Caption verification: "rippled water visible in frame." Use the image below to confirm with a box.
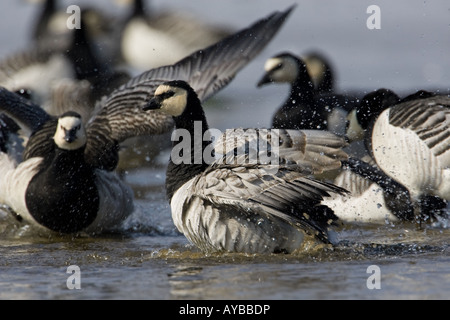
[0,0,449,300]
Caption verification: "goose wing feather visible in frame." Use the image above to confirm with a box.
[214,128,348,174]
[85,6,295,146]
[0,87,50,133]
[190,162,347,243]
[389,96,450,159]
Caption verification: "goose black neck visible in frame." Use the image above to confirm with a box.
[65,18,108,83]
[288,71,315,107]
[25,146,99,233]
[272,68,319,130]
[316,66,334,93]
[132,0,146,18]
[166,92,213,200]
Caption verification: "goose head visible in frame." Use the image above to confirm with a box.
[257,52,303,86]
[144,80,200,118]
[53,111,86,150]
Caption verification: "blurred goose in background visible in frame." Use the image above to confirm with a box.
[322,155,416,225]
[26,0,67,43]
[345,88,449,222]
[0,13,130,115]
[0,6,296,234]
[256,51,358,136]
[26,0,122,64]
[144,80,350,254]
[118,0,234,71]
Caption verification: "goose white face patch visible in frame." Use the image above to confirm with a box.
[53,115,86,150]
[264,56,298,83]
[303,56,326,85]
[345,109,365,142]
[155,85,188,117]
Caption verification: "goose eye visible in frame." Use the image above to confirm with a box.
[274,63,283,71]
[163,91,175,99]
[15,88,33,100]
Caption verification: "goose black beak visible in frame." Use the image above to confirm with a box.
[143,97,162,111]
[64,128,78,143]
[256,73,273,87]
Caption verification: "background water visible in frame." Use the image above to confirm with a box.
[0,0,449,300]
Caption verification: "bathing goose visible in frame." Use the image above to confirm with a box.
[143,80,351,254]
[0,6,294,233]
[0,89,134,234]
[118,0,233,70]
[346,88,449,217]
[256,52,358,135]
[0,14,130,114]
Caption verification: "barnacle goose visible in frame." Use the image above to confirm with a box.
[256,51,358,136]
[0,6,295,234]
[118,0,233,70]
[143,80,351,254]
[0,90,134,234]
[27,0,67,42]
[346,88,449,220]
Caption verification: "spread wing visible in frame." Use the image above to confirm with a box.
[84,6,295,169]
[0,87,51,134]
[0,87,54,160]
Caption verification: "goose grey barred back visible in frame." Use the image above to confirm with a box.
[256,51,358,135]
[143,80,351,254]
[213,128,348,174]
[346,88,449,218]
[215,127,418,226]
[0,6,295,234]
